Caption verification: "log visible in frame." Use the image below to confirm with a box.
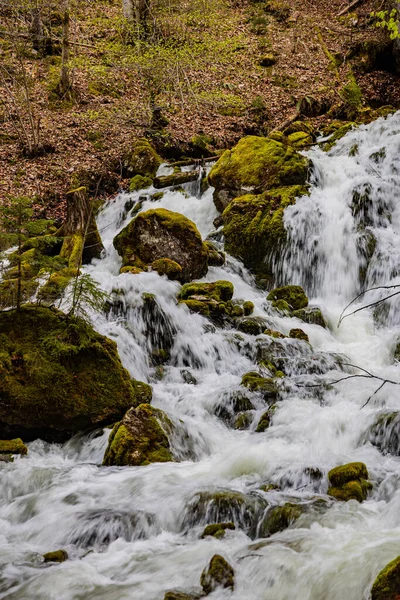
[169,156,219,168]
[337,0,363,17]
[153,171,200,189]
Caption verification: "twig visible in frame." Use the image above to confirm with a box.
[338,284,400,327]
[338,289,400,326]
[337,0,363,17]
[360,380,386,409]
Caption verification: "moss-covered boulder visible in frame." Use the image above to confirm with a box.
[256,407,276,432]
[241,372,278,403]
[371,556,400,600]
[43,550,68,563]
[267,285,308,310]
[102,404,173,467]
[289,328,309,342]
[179,281,234,302]
[204,241,225,267]
[200,554,235,594]
[222,187,306,278]
[129,174,153,192]
[113,209,208,283]
[293,307,327,328]
[328,462,372,502]
[178,281,251,324]
[208,136,308,212]
[236,316,271,335]
[0,306,150,441]
[0,438,28,455]
[259,503,304,536]
[123,138,162,178]
[164,593,198,600]
[201,522,235,539]
[151,258,182,280]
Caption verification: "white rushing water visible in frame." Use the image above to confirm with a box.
[2,113,400,599]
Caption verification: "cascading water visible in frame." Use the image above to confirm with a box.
[2,113,400,600]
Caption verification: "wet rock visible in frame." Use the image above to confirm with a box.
[122,138,162,178]
[259,503,304,536]
[129,174,153,192]
[367,412,400,455]
[0,438,28,455]
[292,307,327,328]
[113,209,208,283]
[103,404,174,467]
[233,411,253,430]
[178,281,241,325]
[328,462,372,502]
[164,593,199,600]
[201,522,235,539]
[223,187,307,278]
[0,307,150,442]
[185,489,267,535]
[214,391,255,424]
[179,281,234,302]
[43,550,68,563]
[371,555,400,600]
[151,258,183,280]
[200,554,235,594]
[241,372,279,403]
[142,292,176,365]
[255,407,276,432]
[180,369,197,385]
[267,285,308,311]
[289,328,309,343]
[208,136,308,211]
[256,337,336,377]
[204,241,225,267]
[237,316,272,336]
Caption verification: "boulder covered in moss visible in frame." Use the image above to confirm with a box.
[200,554,235,595]
[289,328,309,342]
[256,407,276,432]
[222,187,306,279]
[43,550,68,563]
[113,209,208,283]
[179,281,234,302]
[102,404,173,467]
[178,281,254,324]
[259,503,304,536]
[293,307,327,328]
[328,462,372,502]
[0,438,28,455]
[241,372,278,403]
[201,522,235,539]
[151,258,183,280]
[237,316,271,336]
[267,285,308,311]
[164,593,199,600]
[123,138,162,178]
[371,556,400,600]
[0,306,150,441]
[208,136,308,212]
[204,241,225,267]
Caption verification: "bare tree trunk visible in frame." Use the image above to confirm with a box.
[31,7,44,55]
[59,1,70,97]
[123,0,150,37]
[123,0,134,19]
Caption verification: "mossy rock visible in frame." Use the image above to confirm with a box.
[151,258,182,280]
[236,316,271,336]
[292,307,326,328]
[43,550,68,563]
[129,174,153,192]
[200,554,234,595]
[267,285,308,310]
[0,438,27,455]
[241,372,278,402]
[208,136,309,211]
[259,53,277,67]
[323,123,357,152]
[256,407,275,432]
[233,411,253,430]
[371,555,400,600]
[328,462,369,487]
[204,241,225,267]
[289,328,309,342]
[164,593,199,600]
[120,266,143,275]
[328,480,372,502]
[113,209,208,283]
[287,131,313,149]
[367,412,400,456]
[283,121,315,137]
[201,522,235,539]
[178,281,234,302]
[259,503,303,537]
[123,138,162,178]
[0,306,150,441]
[102,404,174,467]
[223,187,306,277]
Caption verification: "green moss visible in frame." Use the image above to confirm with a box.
[223,187,306,276]
[43,550,68,563]
[371,555,400,600]
[0,438,28,454]
[233,411,253,430]
[164,593,197,600]
[261,503,303,536]
[287,131,313,149]
[328,480,369,503]
[124,138,162,177]
[208,136,309,195]
[328,462,369,487]
[0,306,148,440]
[201,522,235,539]
[237,316,270,335]
[129,175,153,191]
[200,554,235,595]
[256,408,275,432]
[102,404,173,467]
[120,266,143,275]
[204,241,225,267]
[267,285,308,310]
[151,258,182,280]
[60,234,84,269]
[178,281,234,302]
[264,328,286,339]
[292,307,326,328]
[323,123,357,152]
[289,328,309,342]
[241,372,278,401]
[243,301,254,316]
[0,278,39,310]
[180,299,211,317]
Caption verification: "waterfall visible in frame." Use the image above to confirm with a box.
[2,113,400,600]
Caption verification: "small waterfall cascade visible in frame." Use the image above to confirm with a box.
[2,114,400,600]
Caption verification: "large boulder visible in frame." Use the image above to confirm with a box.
[208,136,309,212]
[0,306,151,441]
[122,138,162,178]
[371,556,400,600]
[113,209,208,283]
[102,404,174,467]
[200,555,235,595]
[222,187,306,280]
[327,462,372,502]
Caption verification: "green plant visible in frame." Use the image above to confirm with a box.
[66,272,110,321]
[371,9,400,40]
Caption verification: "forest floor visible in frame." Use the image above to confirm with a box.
[0,0,399,220]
